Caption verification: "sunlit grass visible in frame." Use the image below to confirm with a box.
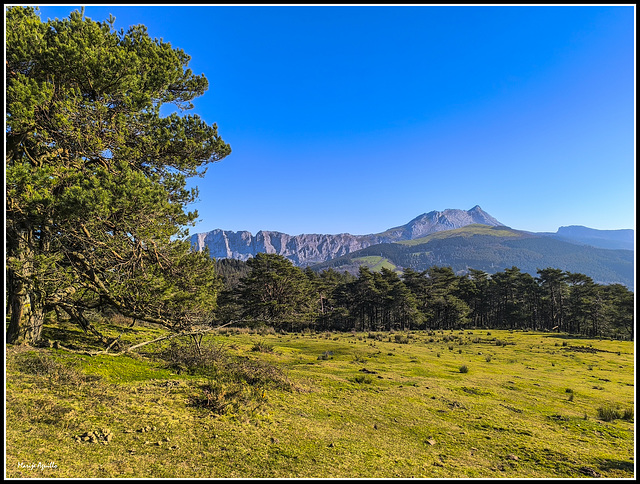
[5,324,634,478]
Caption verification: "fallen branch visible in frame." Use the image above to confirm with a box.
[85,321,236,356]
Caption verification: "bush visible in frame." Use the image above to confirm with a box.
[159,339,226,376]
[251,341,275,353]
[597,405,621,422]
[596,404,633,422]
[459,365,469,373]
[161,339,296,392]
[189,379,269,415]
[353,374,373,384]
[394,334,409,344]
[15,351,98,386]
[257,326,276,336]
[352,352,367,363]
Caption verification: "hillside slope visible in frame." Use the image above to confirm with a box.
[311,225,634,288]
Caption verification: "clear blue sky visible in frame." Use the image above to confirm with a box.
[29,5,635,236]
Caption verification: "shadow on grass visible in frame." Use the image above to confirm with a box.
[41,323,104,350]
[542,333,630,342]
[542,333,594,341]
[596,458,634,474]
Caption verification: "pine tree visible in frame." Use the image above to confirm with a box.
[235,254,314,331]
[6,7,231,344]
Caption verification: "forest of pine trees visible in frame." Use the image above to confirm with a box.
[214,255,634,340]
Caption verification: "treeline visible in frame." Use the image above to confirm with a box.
[214,254,634,340]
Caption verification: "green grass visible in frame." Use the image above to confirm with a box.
[398,224,525,247]
[5,323,635,478]
[351,255,398,272]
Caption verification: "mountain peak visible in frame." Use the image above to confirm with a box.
[396,207,502,240]
[191,206,504,266]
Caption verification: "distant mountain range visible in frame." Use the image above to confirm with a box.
[190,206,634,288]
[542,225,634,251]
[190,206,503,266]
[311,224,634,289]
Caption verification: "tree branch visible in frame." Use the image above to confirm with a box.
[84,321,235,356]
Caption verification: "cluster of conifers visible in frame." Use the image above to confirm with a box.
[215,254,634,340]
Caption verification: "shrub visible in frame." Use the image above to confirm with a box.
[251,341,274,353]
[190,379,244,414]
[597,405,634,422]
[15,351,99,386]
[161,340,295,392]
[353,374,373,384]
[352,353,367,363]
[394,334,409,344]
[597,405,621,422]
[485,355,492,362]
[159,340,226,376]
[459,365,469,373]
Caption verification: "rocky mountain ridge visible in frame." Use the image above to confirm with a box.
[190,205,503,266]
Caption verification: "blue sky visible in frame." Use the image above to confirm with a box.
[29,5,635,236]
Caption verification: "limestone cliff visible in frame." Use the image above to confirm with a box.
[190,206,504,266]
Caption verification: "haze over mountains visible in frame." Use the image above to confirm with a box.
[190,206,634,288]
[542,225,634,251]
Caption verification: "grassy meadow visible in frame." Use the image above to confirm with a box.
[5,320,635,478]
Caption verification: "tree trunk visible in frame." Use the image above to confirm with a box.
[6,230,45,345]
[7,287,45,345]
[6,278,26,344]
